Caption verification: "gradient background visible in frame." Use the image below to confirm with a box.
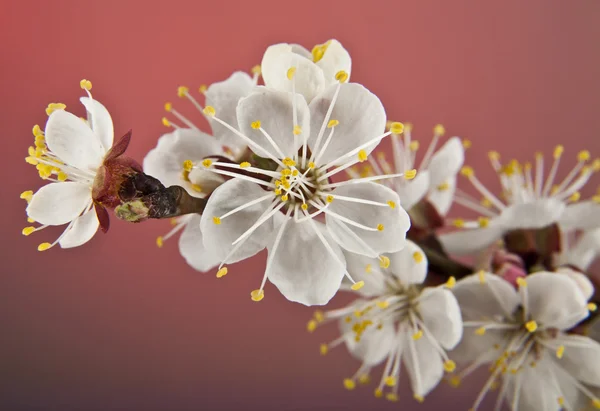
[2,1,600,410]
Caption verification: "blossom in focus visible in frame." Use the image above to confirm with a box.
[441,147,600,255]
[197,69,411,305]
[450,271,600,411]
[309,241,462,402]
[22,80,137,250]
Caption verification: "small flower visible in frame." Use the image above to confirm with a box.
[311,241,463,401]
[441,148,599,255]
[23,80,136,250]
[199,73,411,305]
[451,271,600,410]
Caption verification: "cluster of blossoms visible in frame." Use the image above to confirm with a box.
[21,39,600,410]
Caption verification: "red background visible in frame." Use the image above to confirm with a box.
[1,1,600,410]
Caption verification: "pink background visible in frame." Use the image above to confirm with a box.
[2,1,600,409]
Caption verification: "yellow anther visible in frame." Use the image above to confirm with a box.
[462,139,472,149]
[202,159,213,167]
[216,267,228,278]
[453,219,465,228]
[203,106,216,117]
[411,251,424,263]
[594,195,600,204]
[351,281,365,291]
[412,330,423,340]
[445,276,456,289]
[301,203,308,210]
[293,125,302,135]
[27,217,35,223]
[358,374,370,384]
[343,378,356,390]
[281,169,292,176]
[404,169,417,180]
[22,227,36,236]
[308,162,316,169]
[448,376,461,387]
[335,70,349,83]
[164,102,172,112]
[177,86,189,98]
[79,79,92,90]
[314,310,324,322]
[488,151,500,161]
[414,394,425,403]
[37,242,52,251]
[376,300,389,309]
[197,84,207,94]
[311,42,329,63]
[481,197,493,208]
[155,236,164,248]
[45,103,66,116]
[306,319,318,333]
[251,65,261,75]
[170,218,179,226]
[409,141,420,151]
[292,169,299,176]
[437,182,449,191]
[516,277,527,288]
[592,398,600,409]
[326,195,334,203]
[379,255,390,268]
[434,124,446,136]
[478,217,490,228]
[524,162,532,171]
[358,149,368,162]
[365,264,372,273]
[556,345,565,359]
[374,388,383,398]
[182,160,194,172]
[283,157,296,167]
[286,67,296,80]
[161,117,171,127]
[377,224,384,232]
[558,397,565,406]
[237,161,251,169]
[384,376,396,387]
[389,122,404,135]
[280,194,288,202]
[32,124,43,137]
[319,344,328,355]
[568,192,581,202]
[475,327,486,336]
[386,200,396,209]
[461,166,474,177]
[212,216,221,225]
[551,185,560,195]
[327,119,339,128]
[593,159,600,171]
[525,320,538,333]
[478,270,486,284]
[191,184,202,193]
[588,302,597,312]
[20,190,33,202]
[553,145,564,159]
[250,289,265,302]
[578,150,591,162]
[251,120,261,129]
[35,140,46,149]
[384,393,398,402]
[444,360,456,373]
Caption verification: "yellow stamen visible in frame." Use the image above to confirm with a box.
[343,378,356,390]
[27,217,35,223]
[445,276,456,289]
[387,200,396,209]
[358,149,368,162]
[384,376,396,387]
[409,141,420,151]
[57,171,68,182]
[161,117,171,127]
[293,125,302,135]
[460,166,474,177]
[414,394,425,403]
[286,67,296,80]
[240,162,251,168]
[335,70,349,83]
[203,106,216,117]
[216,267,228,278]
[250,289,264,302]
[351,281,365,291]
[556,345,565,359]
[32,124,43,137]
[591,398,600,409]
[553,145,564,159]
[462,139,472,149]
[475,327,486,336]
[525,320,538,333]
[389,122,404,135]
[326,195,334,203]
[45,103,66,116]
[191,184,202,193]
[437,182,449,191]
[301,203,308,210]
[478,270,486,284]
[404,169,417,180]
[379,255,390,268]
[377,224,384,231]
[281,194,289,202]
[412,251,424,263]
[251,120,261,129]
[306,319,317,332]
[376,300,389,309]
[327,119,339,128]
[308,162,315,169]
[434,124,445,136]
[516,277,527,288]
[578,150,590,162]
[374,388,383,398]
[202,159,213,167]
[365,264,372,273]
[79,79,92,90]
[177,86,189,98]
[37,242,52,251]
[314,310,324,322]
[283,157,296,167]
[212,216,221,225]
[164,102,172,112]
[20,190,33,202]
[358,374,370,384]
[449,376,461,387]
[319,344,328,355]
[156,236,163,248]
[251,65,261,75]
[444,360,456,373]
[588,302,597,312]
[182,160,194,172]
[22,227,36,236]
[568,192,581,202]
[412,330,423,340]
[478,217,490,228]
[453,219,465,228]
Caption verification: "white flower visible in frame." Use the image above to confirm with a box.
[22,80,120,250]
[197,70,411,305]
[450,271,600,411]
[309,241,463,402]
[348,123,466,215]
[143,128,227,272]
[558,228,600,272]
[440,148,600,255]
[261,39,351,102]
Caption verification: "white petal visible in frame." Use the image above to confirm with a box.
[205,71,255,150]
[178,215,220,272]
[340,314,396,365]
[526,272,588,330]
[452,272,520,320]
[261,43,325,102]
[449,329,507,366]
[143,128,224,197]
[438,223,505,255]
[427,176,457,216]
[59,206,99,248]
[418,288,463,350]
[343,251,388,297]
[403,331,444,397]
[396,171,430,210]
[315,39,352,86]
[499,199,566,230]
[80,97,114,152]
[555,268,594,300]
[551,334,600,386]
[504,358,564,411]
[199,179,274,264]
[26,182,92,226]
[426,137,465,185]
[308,83,386,166]
[236,87,310,159]
[45,109,105,170]
[565,228,600,271]
[326,182,410,257]
[289,44,312,59]
[387,240,428,285]
[559,201,600,232]
[266,220,345,306]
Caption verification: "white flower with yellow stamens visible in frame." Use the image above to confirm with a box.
[143,128,227,272]
[311,241,462,402]
[22,80,120,250]
[196,69,411,305]
[261,39,351,102]
[350,123,466,214]
[440,147,600,255]
[450,271,600,411]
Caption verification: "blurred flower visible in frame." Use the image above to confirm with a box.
[197,70,411,305]
[451,271,600,411]
[440,147,600,255]
[559,228,600,272]
[309,241,462,402]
